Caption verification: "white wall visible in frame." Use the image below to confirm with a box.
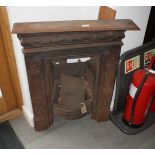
[7,6,151,126]
[0,88,2,98]
[112,6,151,54]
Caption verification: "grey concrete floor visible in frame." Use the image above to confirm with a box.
[10,115,155,149]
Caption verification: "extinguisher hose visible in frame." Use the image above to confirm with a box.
[129,71,149,125]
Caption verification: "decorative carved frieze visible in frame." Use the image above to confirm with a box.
[19,31,125,49]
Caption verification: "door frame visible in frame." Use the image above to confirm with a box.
[143,6,155,44]
[0,6,23,121]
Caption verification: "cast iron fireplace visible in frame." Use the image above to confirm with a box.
[13,20,139,131]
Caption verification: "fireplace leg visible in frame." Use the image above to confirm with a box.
[25,60,54,131]
[92,47,121,122]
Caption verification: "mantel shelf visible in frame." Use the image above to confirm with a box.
[12,19,140,34]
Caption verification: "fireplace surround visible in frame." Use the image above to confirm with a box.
[13,20,139,131]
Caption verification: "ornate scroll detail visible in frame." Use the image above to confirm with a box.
[26,61,40,75]
[19,31,125,49]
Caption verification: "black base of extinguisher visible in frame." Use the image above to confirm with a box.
[122,118,144,128]
[111,40,155,135]
[110,112,155,135]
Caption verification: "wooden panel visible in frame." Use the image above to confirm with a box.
[0,109,22,122]
[98,6,116,20]
[12,19,140,34]
[0,29,18,111]
[0,97,7,115]
[0,7,23,109]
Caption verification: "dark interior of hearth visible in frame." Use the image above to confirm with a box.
[50,56,97,120]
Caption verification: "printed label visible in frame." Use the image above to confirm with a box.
[144,49,155,68]
[81,103,87,114]
[125,55,140,74]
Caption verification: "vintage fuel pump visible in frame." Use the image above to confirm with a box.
[123,56,155,126]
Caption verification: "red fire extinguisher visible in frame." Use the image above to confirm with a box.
[123,56,155,126]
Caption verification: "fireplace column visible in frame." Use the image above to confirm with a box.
[92,46,122,121]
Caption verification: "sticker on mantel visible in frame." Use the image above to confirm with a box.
[144,49,155,68]
[125,55,140,74]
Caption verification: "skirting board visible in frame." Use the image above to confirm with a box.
[22,105,34,127]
